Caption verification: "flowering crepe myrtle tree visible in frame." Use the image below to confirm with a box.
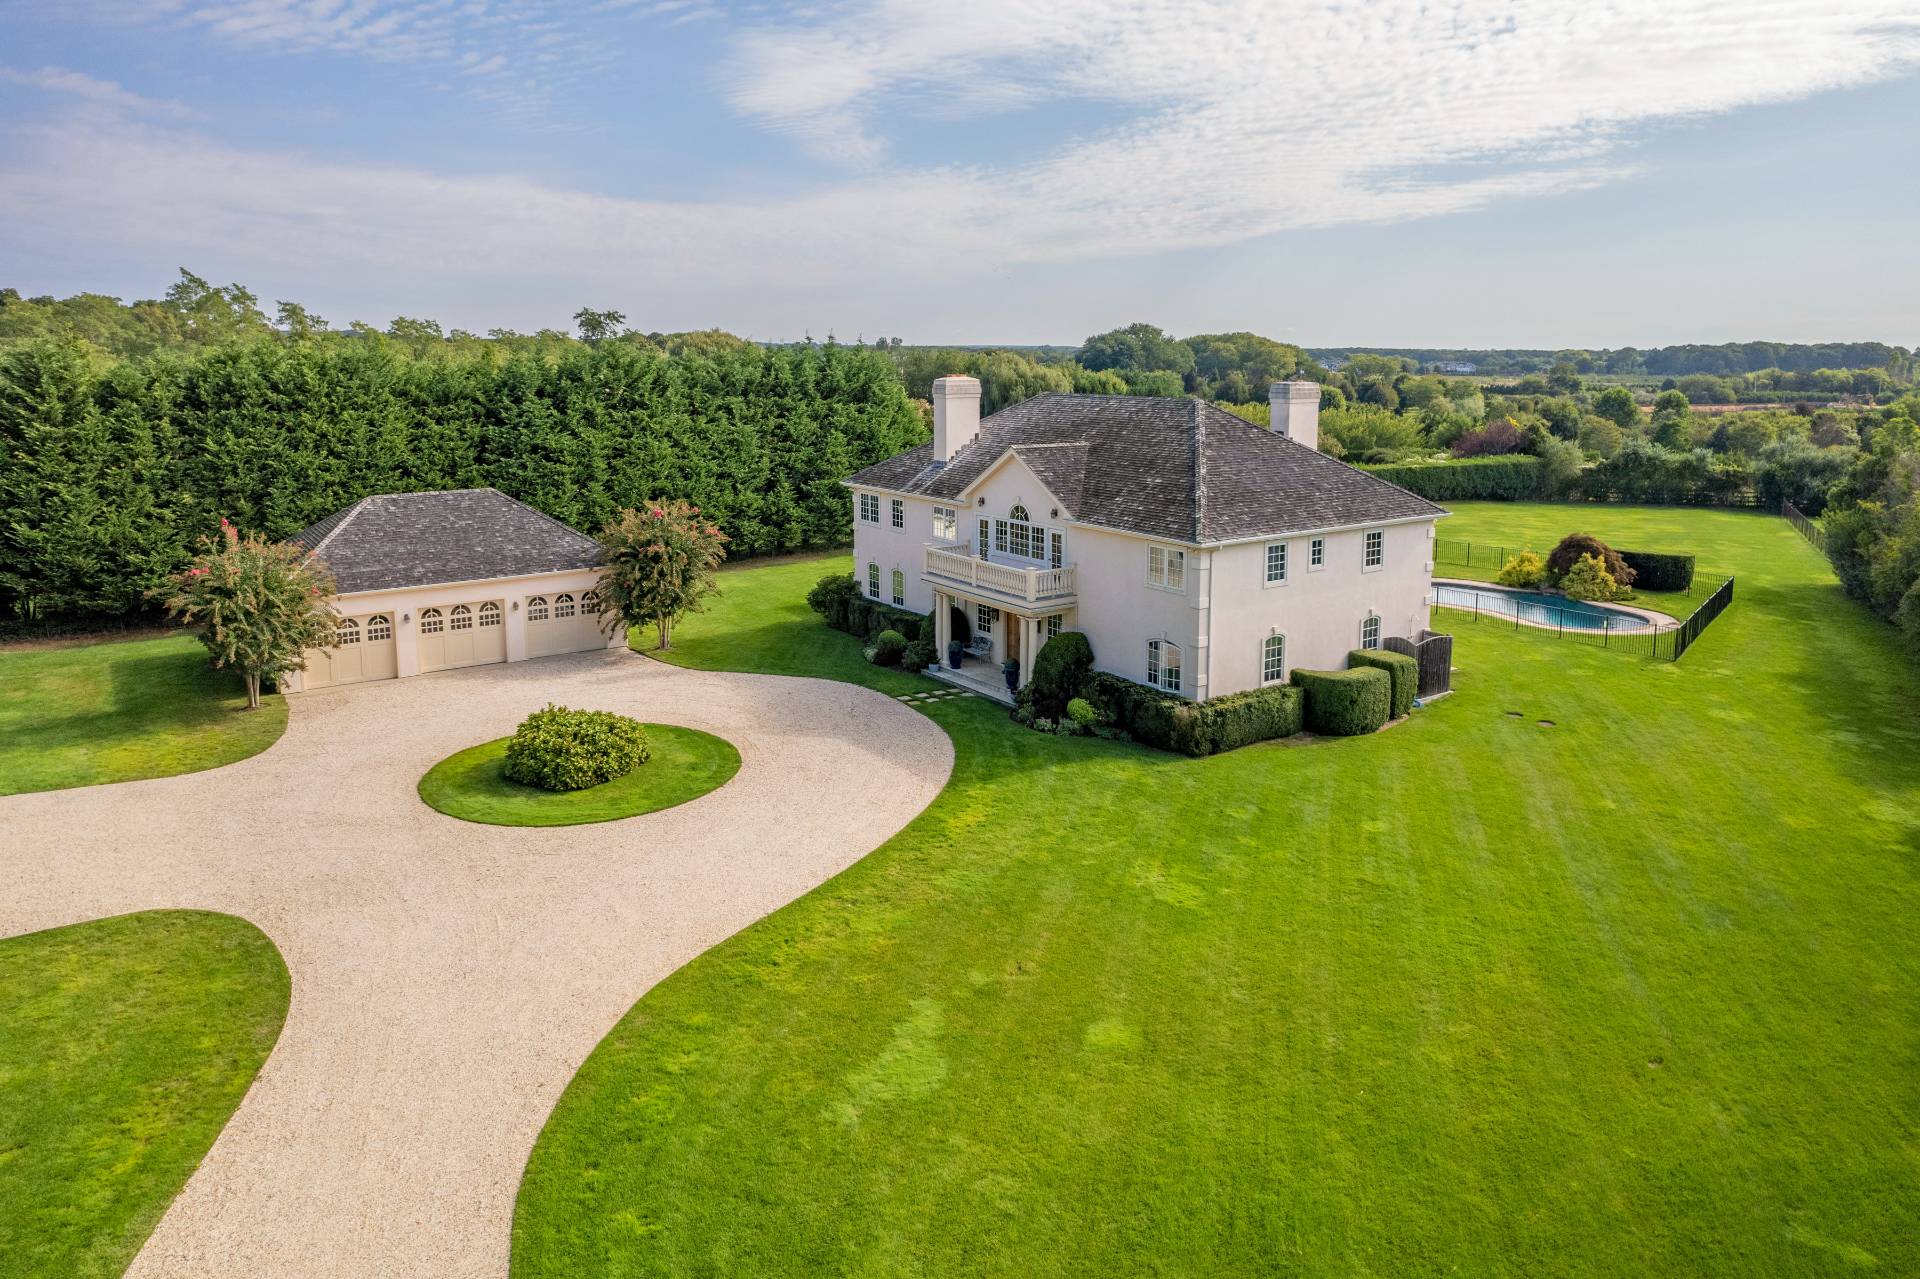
[157,518,339,709]
[596,502,728,651]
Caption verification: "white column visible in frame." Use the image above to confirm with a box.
[1018,615,1037,689]
[934,592,950,660]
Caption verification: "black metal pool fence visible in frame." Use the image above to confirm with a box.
[1783,500,1827,553]
[1433,577,1734,662]
[1433,537,1696,594]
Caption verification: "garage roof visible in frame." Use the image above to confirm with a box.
[293,489,603,594]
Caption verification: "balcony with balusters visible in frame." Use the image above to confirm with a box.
[921,540,1077,608]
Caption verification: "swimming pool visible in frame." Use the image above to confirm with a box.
[1432,581,1661,633]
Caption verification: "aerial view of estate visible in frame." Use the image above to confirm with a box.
[2,3,1917,1276]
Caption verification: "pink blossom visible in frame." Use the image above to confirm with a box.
[649,508,664,518]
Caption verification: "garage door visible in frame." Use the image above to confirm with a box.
[526,591,608,658]
[302,613,399,689]
[419,600,507,673]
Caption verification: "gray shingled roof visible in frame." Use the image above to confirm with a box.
[847,394,1445,544]
[292,489,602,594]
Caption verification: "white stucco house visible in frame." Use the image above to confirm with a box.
[846,376,1446,702]
[280,488,624,692]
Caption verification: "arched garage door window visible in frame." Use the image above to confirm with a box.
[554,593,576,619]
[479,601,501,627]
[335,617,360,645]
[367,614,392,642]
[450,604,473,631]
[420,608,443,634]
[527,596,549,623]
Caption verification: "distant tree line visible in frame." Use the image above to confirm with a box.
[0,333,922,626]
[1305,342,1915,380]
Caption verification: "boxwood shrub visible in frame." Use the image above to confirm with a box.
[867,628,907,666]
[1290,667,1390,737]
[1618,548,1696,593]
[1080,671,1303,756]
[1028,630,1094,716]
[1347,649,1416,719]
[806,572,929,641]
[503,703,650,792]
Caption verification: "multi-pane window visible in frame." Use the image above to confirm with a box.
[1364,529,1384,569]
[867,563,880,598]
[933,506,957,540]
[891,569,905,606]
[976,603,996,635]
[420,607,444,634]
[1361,614,1381,650]
[554,593,576,619]
[450,604,473,631]
[479,601,502,627]
[1147,639,1182,692]
[1262,634,1286,684]
[977,518,990,561]
[1049,530,1064,569]
[1148,545,1186,591]
[993,508,1049,563]
[891,499,904,529]
[1046,614,1062,640]
[336,617,360,646]
[367,615,392,642]
[527,596,549,623]
[858,493,880,523]
[1310,537,1325,569]
[1266,542,1287,584]
[579,593,598,615]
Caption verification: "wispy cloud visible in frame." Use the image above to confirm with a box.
[0,65,195,118]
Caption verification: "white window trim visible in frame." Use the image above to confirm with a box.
[1360,613,1382,650]
[891,568,905,607]
[1146,544,1187,593]
[1308,536,1326,571]
[867,563,880,599]
[858,492,880,524]
[932,505,957,540]
[1261,632,1287,686]
[1147,638,1183,693]
[890,498,904,530]
[1363,529,1385,573]
[1264,541,1288,587]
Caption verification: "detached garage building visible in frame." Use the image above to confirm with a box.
[282,488,624,692]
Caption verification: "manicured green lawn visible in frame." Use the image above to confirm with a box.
[518,508,1920,1277]
[0,634,286,796]
[0,911,289,1279]
[418,725,741,826]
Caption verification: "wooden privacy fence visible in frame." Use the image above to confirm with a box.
[1383,631,1453,699]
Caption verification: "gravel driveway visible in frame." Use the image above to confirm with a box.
[0,649,953,1278]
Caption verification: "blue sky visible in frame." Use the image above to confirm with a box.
[2,1,1917,348]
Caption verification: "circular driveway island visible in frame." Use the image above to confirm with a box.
[0,649,953,1279]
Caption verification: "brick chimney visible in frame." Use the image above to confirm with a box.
[932,374,982,462]
[1269,380,1320,450]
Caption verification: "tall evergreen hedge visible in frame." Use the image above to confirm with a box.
[0,337,926,624]
[1358,455,1545,501]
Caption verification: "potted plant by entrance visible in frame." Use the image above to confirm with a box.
[1002,657,1020,695]
[948,639,964,669]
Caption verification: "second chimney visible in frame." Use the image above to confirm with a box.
[932,374,982,462]
[1269,380,1321,451]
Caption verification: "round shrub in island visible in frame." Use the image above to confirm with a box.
[1290,667,1390,737]
[504,704,651,792]
[866,629,907,667]
[419,723,740,827]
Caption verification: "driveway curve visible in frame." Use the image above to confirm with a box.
[0,649,953,1278]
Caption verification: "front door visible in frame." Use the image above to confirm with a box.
[1005,616,1020,669]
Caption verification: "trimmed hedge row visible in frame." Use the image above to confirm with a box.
[1079,672,1304,757]
[1290,667,1390,736]
[1347,649,1416,719]
[1618,548,1696,593]
[1360,455,1545,501]
[806,573,930,642]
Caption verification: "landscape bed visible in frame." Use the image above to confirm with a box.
[516,505,1920,1277]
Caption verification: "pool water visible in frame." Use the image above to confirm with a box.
[1433,582,1657,632]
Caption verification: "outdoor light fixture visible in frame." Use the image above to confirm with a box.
[401,612,410,624]
[513,600,520,611]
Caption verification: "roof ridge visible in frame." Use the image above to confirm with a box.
[306,495,372,561]
[1190,399,1207,543]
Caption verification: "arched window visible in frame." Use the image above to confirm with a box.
[581,591,599,615]
[420,608,444,635]
[1147,639,1182,693]
[1360,614,1381,650]
[336,617,361,645]
[554,593,576,619]
[366,614,392,642]
[867,563,880,599]
[478,601,502,627]
[891,569,905,606]
[527,595,549,623]
[1009,504,1030,522]
[450,604,474,632]
[1262,634,1286,685]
